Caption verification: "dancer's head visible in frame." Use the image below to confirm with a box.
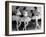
[34,7,37,10]
[23,7,26,10]
[30,10,33,13]
[16,6,19,9]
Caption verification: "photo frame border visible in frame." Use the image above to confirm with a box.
[5,1,45,36]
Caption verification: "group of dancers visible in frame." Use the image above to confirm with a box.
[12,6,41,31]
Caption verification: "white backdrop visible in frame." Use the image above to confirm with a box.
[0,0,46,37]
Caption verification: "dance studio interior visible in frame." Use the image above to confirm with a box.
[12,6,41,31]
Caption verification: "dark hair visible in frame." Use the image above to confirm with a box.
[30,10,33,13]
[12,12,15,16]
[34,7,37,10]
[12,11,17,16]
[30,10,34,17]
[23,7,26,10]
[16,6,19,9]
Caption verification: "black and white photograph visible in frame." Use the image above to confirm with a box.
[12,6,41,31]
[5,1,45,36]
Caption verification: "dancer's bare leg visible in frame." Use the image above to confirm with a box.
[35,18,40,29]
[17,21,19,31]
[24,22,28,30]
